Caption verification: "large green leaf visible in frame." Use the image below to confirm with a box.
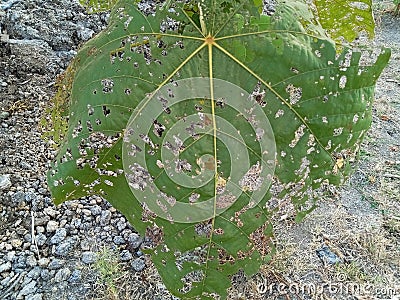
[47,0,389,298]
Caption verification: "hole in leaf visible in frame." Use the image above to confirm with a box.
[102,106,111,117]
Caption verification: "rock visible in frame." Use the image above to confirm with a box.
[0,174,11,189]
[82,251,97,264]
[116,220,127,231]
[0,111,10,120]
[54,267,71,282]
[131,257,146,272]
[18,280,37,297]
[43,207,57,218]
[14,255,27,270]
[54,237,76,256]
[46,220,59,233]
[127,233,142,249]
[80,239,91,251]
[76,25,94,41]
[68,269,82,283]
[113,236,125,245]
[50,228,67,245]
[89,205,102,215]
[0,261,12,272]
[6,251,16,261]
[27,266,41,279]
[99,210,112,226]
[35,233,47,246]
[48,258,63,270]
[316,245,343,265]
[26,255,38,267]
[120,250,133,261]
[26,294,43,300]
[81,208,92,216]
[38,257,50,267]
[40,269,51,281]
[11,238,23,248]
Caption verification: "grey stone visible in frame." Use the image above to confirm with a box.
[127,233,142,249]
[131,258,145,272]
[68,269,82,283]
[26,294,43,300]
[76,25,94,41]
[26,255,37,267]
[120,250,132,261]
[90,205,102,215]
[38,257,50,267]
[82,251,97,264]
[54,237,76,256]
[18,280,37,297]
[40,269,50,281]
[27,266,42,279]
[0,261,11,272]
[14,255,27,269]
[316,245,343,265]
[113,236,125,245]
[50,228,67,245]
[48,258,63,270]
[0,111,10,120]
[54,267,71,282]
[0,174,11,190]
[99,210,112,226]
[46,220,59,233]
[116,220,126,231]
[35,233,47,246]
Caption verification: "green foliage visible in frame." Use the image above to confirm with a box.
[46,0,390,298]
[314,0,375,43]
[394,0,400,15]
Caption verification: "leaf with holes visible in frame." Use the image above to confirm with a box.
[314,0,375,43]
[46,0,389,298]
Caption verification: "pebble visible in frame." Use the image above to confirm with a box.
[0,111,10,119]
[81,251,97,264]
[113,235,125,245]
[11,238,23,248]
[120,250,133,261]
[316,245,343,265]
[54,237,76,256]
[54,267,71,282]
[127,233,143,249]
[50,228,67,245]
[99,210,112,226]
[0,174,12,189]
[48,259,63,270]
[0,261,12,272]
[27,266,42,279]
[38,257,50,267]
[131,258,146,272]
[26,255,38,267]
[18,280,37,297]
[26,294,43,300]
[35,233,47,246]
[90,205,102,215]
[68,269,81,283]
[46,220,59,233]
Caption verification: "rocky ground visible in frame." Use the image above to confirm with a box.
[0,1,399,300]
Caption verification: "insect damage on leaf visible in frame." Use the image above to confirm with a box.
[45,0,390,298]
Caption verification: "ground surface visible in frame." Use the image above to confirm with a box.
[0,1,399,300]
